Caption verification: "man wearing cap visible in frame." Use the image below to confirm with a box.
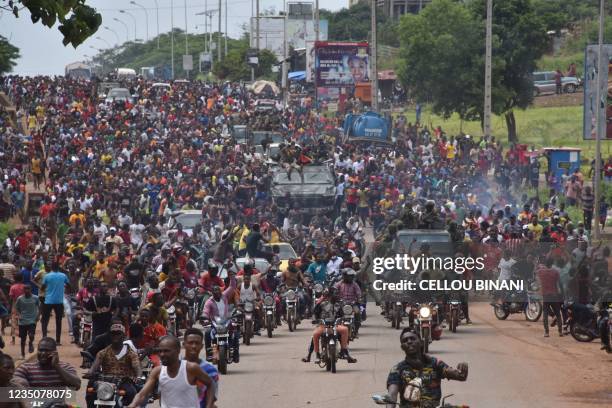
[84,323,141,408]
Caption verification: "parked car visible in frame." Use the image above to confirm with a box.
[532,71,581,96]
[232,125,249,144]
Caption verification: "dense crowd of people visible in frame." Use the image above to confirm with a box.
[0,72,609,408]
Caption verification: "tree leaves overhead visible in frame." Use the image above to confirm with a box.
[0,35,20,75]
[2,0,101,47]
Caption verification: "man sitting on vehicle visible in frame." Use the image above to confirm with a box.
[280,141,303,182]
[84,323,141,408]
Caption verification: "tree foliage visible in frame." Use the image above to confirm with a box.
[320,3,399,47]
[1,0,101,47]
[0,35,20,75]
[398,0,548,141]
[531,0,610,32]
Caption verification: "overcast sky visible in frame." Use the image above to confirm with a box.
[0,0,347,76]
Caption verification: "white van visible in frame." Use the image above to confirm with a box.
[116,68,137,79]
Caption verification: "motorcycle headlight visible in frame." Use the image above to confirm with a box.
[185,289,195,300]
[342,305,353,315]
[97,382,115,400]
[244,302,254,312]
[167,305,175,314]
[214,316,224,325]
[419,306,431,319]
[314,284,323,293]
[264,296,275,306]
[286,290,296,301]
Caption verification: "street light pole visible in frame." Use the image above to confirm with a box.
[130,1,149,42]
[484,0,492,138]
[154,0,160,48]
[103,26,120,45]
[171,0,175,79]
[225,0,228,57]
[120,10,138,41]
[594,0,605,240]
[370,0,378,112]
[256,0,260,50]
[113,18,130,42]
[185,0,189,55]
[96,36,112,48]
[218,0,222,61]
[315,0,319,42]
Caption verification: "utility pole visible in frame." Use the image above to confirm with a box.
[594,0,605,240]
[484,0,492,138]
[185,0,189,55]
[225,0,228,57]
[171,0,175,79]
[282,1,288,106]
[315,0,319,42]
[256,0,260,50]
[218,0,222,61]
[371,0,378,112]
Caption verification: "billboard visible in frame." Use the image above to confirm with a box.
[250,17,328,61]
[315,41,370,87]
[583,44,612,140]
[250,17,285,60]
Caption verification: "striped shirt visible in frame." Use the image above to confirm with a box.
[13,361,77,388]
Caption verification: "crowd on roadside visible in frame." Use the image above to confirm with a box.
[0,72,608,405]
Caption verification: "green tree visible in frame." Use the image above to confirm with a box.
[1,0,101,47]
[0,35,20,75]
[397,0,484,121]
[213,39,276,81]
[398,0,548,142]
[469,0,549,142]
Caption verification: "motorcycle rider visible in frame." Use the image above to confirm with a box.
[238,273,263,334]
[260,266,283,325]
[84,323,141,408]
[334,268,362,306]
[301,287,356,364]
[200,261,225,292]
[385,328,468,408]
[306,253,328,283]
[281,262,308,318]
[202,271,237,360]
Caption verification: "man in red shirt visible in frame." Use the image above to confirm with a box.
[536,258,563,337]
[199,264,225,293]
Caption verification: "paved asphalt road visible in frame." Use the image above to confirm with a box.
[6,300,610,408]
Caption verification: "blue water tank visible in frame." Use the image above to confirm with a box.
[344,111,390,142]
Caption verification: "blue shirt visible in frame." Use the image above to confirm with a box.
[42,271,69,305]
[307,262,327,283]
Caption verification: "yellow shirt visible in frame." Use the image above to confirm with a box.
[527,223,543,240]
[447,144,455,159]
[69,213,86,226]
[31,158,41,174]
[379,199,393,210]
[239,228,250,251]
[538,209,553,219]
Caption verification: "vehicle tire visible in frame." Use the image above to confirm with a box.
[393,310,401,330]
[81,331,91,348]
[288,314,294,332]
[329,344,336,374]
[494,305,510,320]
[570,323,595,342]
[564,84,576,93]
[451,309,458,333]
[266,315,273,338]
[422,327,430,354]
[244,321,252,346]
[524,301,542,322]
[218,346,227,375]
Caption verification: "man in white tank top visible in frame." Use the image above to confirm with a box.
[128,335,216,408]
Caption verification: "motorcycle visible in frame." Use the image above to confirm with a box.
[566,302,600,342]
[316,317,343,374]
[262,293,277,338]
[412,304,434,354]
[492,284,542,322]
[372,389,467,407]
[201,309,241,375]
[281,286,300,332]
[447,299,463,333]
[183,287,198,328]
[79,310,93,348]
[166,305,177,337]
[241,299,256,345]
[86,374,138,407]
